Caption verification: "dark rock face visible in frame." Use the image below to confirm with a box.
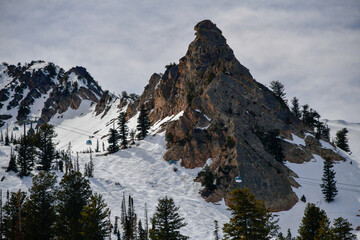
[0,61,103,125]
[129,20,344,211]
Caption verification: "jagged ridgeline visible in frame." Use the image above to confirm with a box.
[126,20,344,211]
[0,60,103,127]
[0,20,345,212]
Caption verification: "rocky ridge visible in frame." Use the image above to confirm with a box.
[126,20,344,211]
[0,60,103,127]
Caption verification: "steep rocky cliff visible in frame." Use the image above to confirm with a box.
[0,61,103,127]
[127,20,344,211]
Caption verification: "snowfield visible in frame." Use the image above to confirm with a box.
[0,102,359,239]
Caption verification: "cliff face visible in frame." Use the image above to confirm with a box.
[0,61,103,126]
[128,20,344,211]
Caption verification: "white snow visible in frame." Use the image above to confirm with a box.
[283,133,306,147]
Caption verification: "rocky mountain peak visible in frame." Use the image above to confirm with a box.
[0,61,104,126]
[128,20,345,211]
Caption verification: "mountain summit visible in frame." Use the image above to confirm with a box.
[126,20,344,211]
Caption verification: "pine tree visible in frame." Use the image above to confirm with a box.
[138,220,147,240]
[137,105,150,140]
[107,128,120,153]
[1,190,27,240]
[16,136,35,178]
[121,194,137,240]
[79,193,111,240]
[222,187,277,240]
[320,158,338,202]
[55,171,92,240]
[335,128,350,152]
[130,130,136,145]
[84,152,94,177]
[95,139,100,152]
[270,81,286,103]
[6,149,18,173]
[4,126,9,146]
[298,203,327,240]
[314,215,332,240]
[0,131,3,142]
[23,171,57,239]
[118,112,129,149]
[37,123,57,171]
[290,97,301,118]
[213,220,219,240]
[332,217,356,240]
[102,142,105,151]
[149,196,188,240]
[199,165,216,191]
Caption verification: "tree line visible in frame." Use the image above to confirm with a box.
[270,80,351,153]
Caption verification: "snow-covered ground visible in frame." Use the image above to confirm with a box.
[0,102,359,239]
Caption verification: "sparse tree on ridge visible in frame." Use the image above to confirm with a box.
[270,81,286,103]
[118,112,129,149]
[137,105,150,140]
[335,128,350,153]
[320,158,338,202]
[290,97,301,118]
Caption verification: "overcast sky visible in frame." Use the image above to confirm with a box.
[1,0,359,122]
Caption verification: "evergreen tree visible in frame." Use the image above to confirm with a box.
[79,193,111,240]
[1,190,27,240]
[102,142,105,151]
[16,136,35,178]
[269,81,286,103]
[95,139,100,152]
[213,220,219,240]
[84,152,94,178]
[149,196,188,240]
[290,97,301,118]
[199,165,216,191]
[301,104,310,125]
[137,105,150,140]
[320,158,338,202]
[222,187,277,240]
[138,220,147,240]
[55,171,92,240]
[335,128,350,152]
[37,123,57,171]
[129,130,136,145]
[23,171,57,240]
[107,128,120,153]
[0,131,3,142]
[4,126,9,146]
[332,217,356,240]
[314,215,332,240]
[118,112,129,149]
[121,194,137,240]
[298,203,327,240]
[6,149,18,173]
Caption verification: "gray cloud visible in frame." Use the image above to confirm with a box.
[0,0,359,122]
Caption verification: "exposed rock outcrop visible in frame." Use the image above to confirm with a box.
[128,20,345,211]
[0,61,103,125]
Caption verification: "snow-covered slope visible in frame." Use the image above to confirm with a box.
[0,104,359,239]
